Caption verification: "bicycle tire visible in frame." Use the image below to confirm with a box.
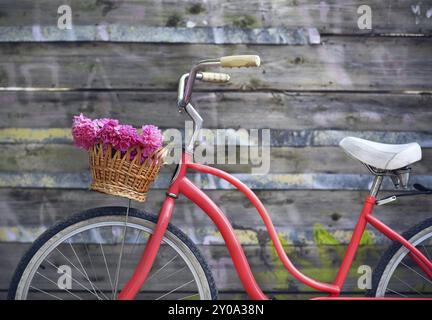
[8,206,218,300]
[367,217,432,297]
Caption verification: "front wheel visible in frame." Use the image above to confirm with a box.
[369,217,432,298]
[8,207,217,300]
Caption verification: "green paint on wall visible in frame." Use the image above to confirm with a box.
[359,230,375,245]
[313,223,339,245]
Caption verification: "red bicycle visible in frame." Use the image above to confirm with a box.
[9,56,432,300]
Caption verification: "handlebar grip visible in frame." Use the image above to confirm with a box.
[220,55,261,68]
[200,72,231,83]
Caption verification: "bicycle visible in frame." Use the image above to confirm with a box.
[8,55,432,300]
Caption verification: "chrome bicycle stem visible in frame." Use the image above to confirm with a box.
[179,59,220,108]
[184,103,203,154]
[176,75,204,154]
[177,73,205,109]
[177,59,221,154]
[177,73,189,110]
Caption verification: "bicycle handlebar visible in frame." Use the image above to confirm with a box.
[198,72,231,83]
[220,55,261,68]
[178,55,261,109]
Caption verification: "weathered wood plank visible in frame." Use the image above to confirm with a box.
[1,171,432,191]
[0,242,391,295]
[2,128,432,148]
[0,26,316,45]
[0,0,430,35]
[1,91,432,131]
[0,38,431,91]
[269,130,432,148]
[2,144,432,175]
[1,188,431,245]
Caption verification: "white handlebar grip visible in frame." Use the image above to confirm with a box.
[220,55,261,68]
[200,72,231,83]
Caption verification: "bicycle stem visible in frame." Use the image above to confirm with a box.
[176,60,220,155]
[180,59,220,108]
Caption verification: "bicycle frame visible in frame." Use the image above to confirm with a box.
[117,151,432,300]
[117,57,432,300]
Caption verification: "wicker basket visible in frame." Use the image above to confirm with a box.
[89,143,166,202]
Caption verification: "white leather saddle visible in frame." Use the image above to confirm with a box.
[339,137,422,171]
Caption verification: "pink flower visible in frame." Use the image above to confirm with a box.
[71,114,162,163]
[116,125,139,152]
[139,125,163,158]
[93,118,119,128]
[97,122,139,152]
[72,113,98,150]
[97,120,119,147]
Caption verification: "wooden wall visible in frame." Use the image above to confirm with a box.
[0,0,432,299]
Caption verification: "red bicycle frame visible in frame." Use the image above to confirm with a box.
[118,152,432,300]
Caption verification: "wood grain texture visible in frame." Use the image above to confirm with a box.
[0,0,430,35]
[2,144,432,174]
[0,26,315,45]
[2,128,431,148]
[2,171,432,191]
[0,37,431,91]
[1,91,431,131]
[1,0,432,300]
[1,188,431,245]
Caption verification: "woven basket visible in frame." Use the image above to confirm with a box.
[89,143,166,202]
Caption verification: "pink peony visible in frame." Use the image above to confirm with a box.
[72,113,98,150]
[97,121,140,152]
[96,119,119,147]
[93,118,119,128]
[139,125,163,158]
[116,125,139,152]
[71,114,162,162]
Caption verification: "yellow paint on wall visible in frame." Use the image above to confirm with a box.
[0,128,72,143]
[213,229,259,245]
[270,174,310,185]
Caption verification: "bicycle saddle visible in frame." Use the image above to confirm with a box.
[339,137,422,170]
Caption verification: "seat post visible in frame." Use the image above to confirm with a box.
[369,175,383,197]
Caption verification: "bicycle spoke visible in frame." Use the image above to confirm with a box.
[54,247,105,299]
[146,254,178,282]
[178,293,199,300]
[394,274,424,297]
[113,199,131,299]
[45,259,102,299]
[159,266,187,281]
[99,242,114,297]
[80,234,110,300]
[67,242,103,300]
[155,279,195,300]
[29,286,63,300]
[129,230,143,256]
[386,288,407,297]
[35,272,82,300]
[401,261,432,286]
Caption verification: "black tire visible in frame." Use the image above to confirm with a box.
[8,206,218,300]
[367,217,432,297]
